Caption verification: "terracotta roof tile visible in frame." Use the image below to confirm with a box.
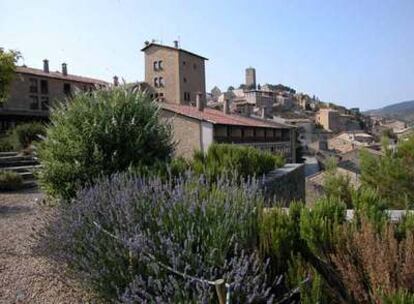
[15,66,109,85]
[160,103,291,129]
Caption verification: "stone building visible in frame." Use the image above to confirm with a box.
[245,67,256,89]
[160,98,296,162]
[139,42,296,161]
[141,41,207,105]
[0,60,108,131]
[316,108,361,133]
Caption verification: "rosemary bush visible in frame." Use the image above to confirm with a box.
[37,87,173,200]
[192,143,285,181]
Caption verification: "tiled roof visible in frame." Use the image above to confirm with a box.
[307,167,361,188]
[160,103,291,129]
[141,43,208,60]
[15,66,109,85]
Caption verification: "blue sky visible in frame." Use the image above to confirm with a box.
[1,0,413,110]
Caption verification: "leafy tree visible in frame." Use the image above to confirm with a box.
[0,48,21,102]
[360,135,414,209]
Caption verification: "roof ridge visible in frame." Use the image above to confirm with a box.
[16,66,108,84]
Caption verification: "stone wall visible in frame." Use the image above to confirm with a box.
[262,163,305,206]
[160,109,202,159]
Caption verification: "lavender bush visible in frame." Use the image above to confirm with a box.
[39,172,291,302]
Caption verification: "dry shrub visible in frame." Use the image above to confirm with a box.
[330,218,414,303]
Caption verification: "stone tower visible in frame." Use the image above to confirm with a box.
[245,67,256,89]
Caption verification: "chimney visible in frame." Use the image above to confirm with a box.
[196,93,204,111]
[223,99,230,115]
[144,40,150,46]
[173,40,179,48]
[43,59,49,73]
[113,75,119,87]
[62,63,68,76]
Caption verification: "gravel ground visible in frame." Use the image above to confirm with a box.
[0,189,91,304]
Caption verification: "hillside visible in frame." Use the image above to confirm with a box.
[365,100,414,123]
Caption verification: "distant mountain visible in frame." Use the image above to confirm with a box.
[365,100,414,123]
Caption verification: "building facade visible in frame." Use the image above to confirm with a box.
[160,102,296,162]
[316,108,361,133]
[0,60,108,131]
[141,41,207,105]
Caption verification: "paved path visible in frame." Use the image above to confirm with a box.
[0,189,90,303]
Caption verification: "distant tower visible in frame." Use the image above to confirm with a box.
[245,67,256,89]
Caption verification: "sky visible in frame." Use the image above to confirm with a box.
[1,0,413,110]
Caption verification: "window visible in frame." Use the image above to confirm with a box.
[29,78,38,93]
[193,63,197,70]
[41,96,49,110]
[153,61,158,71]
[156,92,164,102]
[154,77,159,87]
[158,60,163,69]
[184,92,190,101]
[183,77,187,83]
[29,95,39,110]
[63,83,71,96]
[40,79,48,94]
[159,77,164,87]
[183,61,186,66]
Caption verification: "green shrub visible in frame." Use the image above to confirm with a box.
[0,136,14,152]
[381,290,414,304]
[192,143,284,180]
[0,170,23,190]
[360,136,414,209]
[37,87,173,200]
[323,157,354,208]
[10,122,46,149]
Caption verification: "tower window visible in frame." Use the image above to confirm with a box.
[159,77,164,87]
[154,77,159,87]
[154,60,163,70]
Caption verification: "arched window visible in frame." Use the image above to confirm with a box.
[158,60,163,69]
[154,77,158,87]
[159,77,164,87]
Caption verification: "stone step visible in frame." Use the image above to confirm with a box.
[2,164,41,172]
[0,155,37,162]
[0,159,39,168]
[19,171,35,180]
[0,152,18,157]
[22,179,38,189]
